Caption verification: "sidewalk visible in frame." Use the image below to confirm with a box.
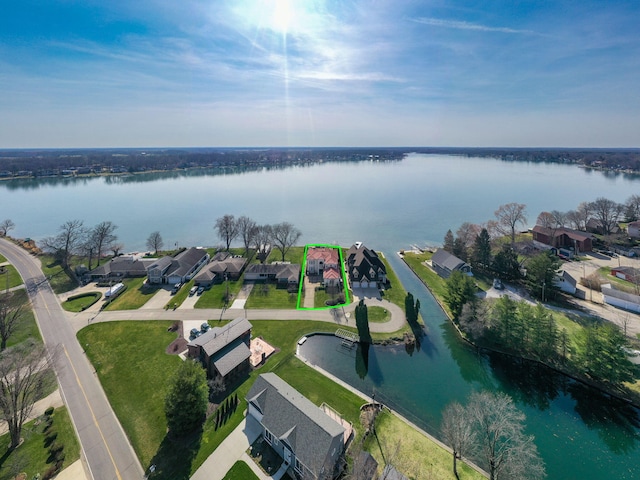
[190,416,268,480]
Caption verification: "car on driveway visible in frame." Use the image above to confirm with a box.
[197,286,204,295]
[189,286,198,296]
[493,278,504,290]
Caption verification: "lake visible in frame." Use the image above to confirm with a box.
[2,153,640,478]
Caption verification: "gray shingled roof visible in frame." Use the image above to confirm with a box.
[165,247,208,277]
[147,256,173,272]
[247,373,344,477]
[212,342,251,377]
[188,317,252,357]
[432,248,466,272]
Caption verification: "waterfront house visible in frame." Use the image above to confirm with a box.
[306,247,342,287]
[628,221,640,239]
[146,247,209,285]
[86,255,153,283]
[187,317,252,383]
[531,225,594,253]
[246,373,347,480]
[554,270,577,295]
[244,263,301,288]
[193,251,248,287]
[345,242,387,288]
[431,248,472,279]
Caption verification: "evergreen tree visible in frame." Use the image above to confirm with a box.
[491,245,521,281]
[453,236,467,261]
[524,252,561,301]
[492,295,517,346]
[444,229,455,253]
[472,228,492,273]
[164,360,208,436]
[355,299,372,344]
[444,271,477,319]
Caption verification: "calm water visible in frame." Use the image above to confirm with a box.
[3,153,640,478]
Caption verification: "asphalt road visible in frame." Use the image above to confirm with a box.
[0,239,144,480]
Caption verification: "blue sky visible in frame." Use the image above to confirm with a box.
[1,0,639,148]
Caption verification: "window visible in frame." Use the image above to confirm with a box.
[265,430,273,444]
[295,458,303,473]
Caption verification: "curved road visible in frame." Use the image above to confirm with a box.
[0,239,144,480]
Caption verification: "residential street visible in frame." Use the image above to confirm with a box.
[0,239,144,480]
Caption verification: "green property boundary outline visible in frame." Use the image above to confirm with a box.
[296,244,351,310]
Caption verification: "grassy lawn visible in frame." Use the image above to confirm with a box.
[0,289,42,348]
[105,277,159,310]
[313,286,346,309]
[368,306,390,323]
[77,321,182,469]
[266,246,305,266]
[0,407,80,480]
[39,256,78,294]
[0,264,22,290]
[62,292,102,312]
[365,410,485,480]
[245,283,298,309]
[379,256,409,311]
[402,252,448,300]
[195,279,243,309]
[0,254,6,263]
[222,461,259,480]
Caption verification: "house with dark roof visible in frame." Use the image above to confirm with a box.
[431,248,472,279]
[247,373,347,480]
[86,256,153,282]
[146,247,209,284]
[531,225,594,252]
[345,242,387,288]
[244,263,301,289]
[193,251,248,287]
[187,317,252,383]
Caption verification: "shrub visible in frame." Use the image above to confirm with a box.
[44,406,55,417]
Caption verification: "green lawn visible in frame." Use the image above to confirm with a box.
[195,279,243,309]
[245,283,298,309]
[313,286,346,309]
[368,306,390,323]
[0,254,6,263]
[39,256,78,294]
[379,255,409,311]
[222,461,259,480]
[62,292,102,312]
[0,264,22,290]
[266,246,305,265]
[0,290,42,347]
[105,277,159,310]
[76,321,182,469]
[0,407,80,480]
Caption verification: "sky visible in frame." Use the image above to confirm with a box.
[1,0,639,148]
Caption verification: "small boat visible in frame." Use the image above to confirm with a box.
[297,336,308,346]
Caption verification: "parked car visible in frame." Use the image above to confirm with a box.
[189,286,198,296]
[493,278,504,290]
[190,327,201,338]
[201,322,210,332]
[197,286,204,295]
[171,283,182,294]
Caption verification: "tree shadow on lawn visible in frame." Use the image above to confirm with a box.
[146,427,203,480]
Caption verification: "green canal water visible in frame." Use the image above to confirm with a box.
[299,255,640,479]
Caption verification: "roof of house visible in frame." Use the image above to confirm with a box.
[188,317,252,357]
[89,256,152,277]
[245,263,300,282]
[431,248,467,272]
[323,266,341,280]
[247,373,345,476]
[532,225,593,242]
[165,247,208,278]
[307,247,339,264]
[558,270,577,287]
[147,256,173,272]
[211,341,251,377]
[611,266,640,277]
[212,251,231,261]
[346,243,386,281]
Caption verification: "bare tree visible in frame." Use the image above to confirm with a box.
[0,340,56,449]
[271,222,301,262]
[494,203,528,244]
[456,222,481,250]
[624,194,640,221]
[41,219,87,269]
[236,216,257,256]
[215,214,239,251]
[0,292,27,350]
[90,221,118,266]
[110,243,125,257]
[252,225,273,262]
[0,219,15,237]
[590,197,623,236]
[467,391,545,480]
[441,401,476,479]
[570,201,593,231]
[146,231,164,255]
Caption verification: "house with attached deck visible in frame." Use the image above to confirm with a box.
[247,373,349,480]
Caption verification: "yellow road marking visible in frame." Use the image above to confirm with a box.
[63,345,123,480]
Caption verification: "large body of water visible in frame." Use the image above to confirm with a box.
[3,153,640,478]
